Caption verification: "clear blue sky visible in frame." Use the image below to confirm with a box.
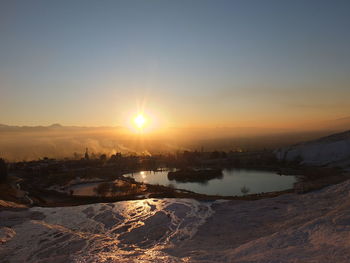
[1,0,350,128]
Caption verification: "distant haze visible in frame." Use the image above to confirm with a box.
[1,118,349,161]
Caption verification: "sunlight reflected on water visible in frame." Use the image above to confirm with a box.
[127,169,297,196]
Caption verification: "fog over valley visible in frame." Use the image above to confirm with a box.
[1,119,349,161]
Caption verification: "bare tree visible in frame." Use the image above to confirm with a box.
[240,185,250,195]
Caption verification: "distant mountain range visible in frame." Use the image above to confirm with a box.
[1,115,350,133]
[0,123,124,132]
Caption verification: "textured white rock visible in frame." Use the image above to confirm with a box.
[275,130,350,166]
[1,180,350,262]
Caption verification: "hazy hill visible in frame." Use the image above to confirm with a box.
[320,116,350,132]
[276,130,350,167]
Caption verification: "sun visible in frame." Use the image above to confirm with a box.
[134,114,146,129]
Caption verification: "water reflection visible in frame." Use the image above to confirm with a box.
[127,169,297,196]
[167,169,223,184]
[69,179,146,197]
[140,171,146,179]
[70,169,297,197]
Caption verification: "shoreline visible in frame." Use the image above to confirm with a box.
[5,175,349,208]
[2,164,349,208]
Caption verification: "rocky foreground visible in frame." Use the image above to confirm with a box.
[1,179,350,263]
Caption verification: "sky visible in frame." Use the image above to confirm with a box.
[1,0,350,130]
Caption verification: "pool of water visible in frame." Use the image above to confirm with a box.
[69,182,102,196]
[68,179,132,196]
[126,169,298,196]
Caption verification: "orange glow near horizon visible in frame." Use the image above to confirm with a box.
[126,109,159,134]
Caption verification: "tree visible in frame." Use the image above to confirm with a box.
[84,148,90,160]
[99,154,107,161]
[240,185,250,195]
[0,158,8,182]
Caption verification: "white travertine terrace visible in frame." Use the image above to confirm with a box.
[1,180,350,262]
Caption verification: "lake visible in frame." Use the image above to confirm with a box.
[126,169,297,196]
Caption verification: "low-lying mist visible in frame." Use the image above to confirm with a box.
[0,123,346,161]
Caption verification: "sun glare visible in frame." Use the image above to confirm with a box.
[127,109,161,133]
[134,114,146,129]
